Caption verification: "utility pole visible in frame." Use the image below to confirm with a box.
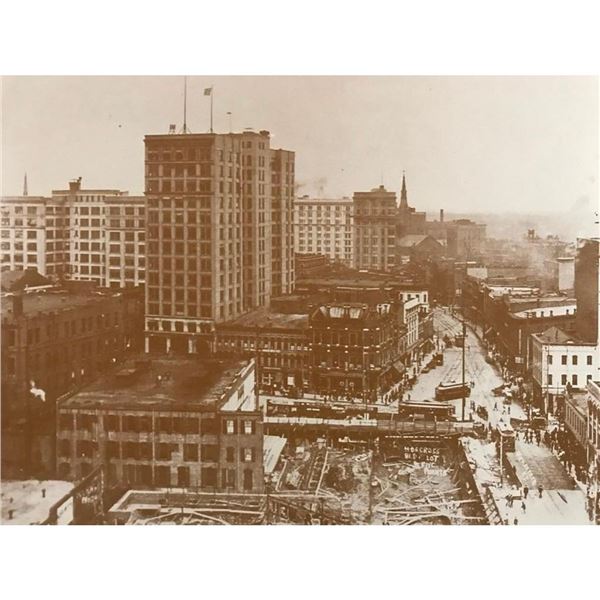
[461,319,467,421]
[499,431,504,486]
[460,240,472,422]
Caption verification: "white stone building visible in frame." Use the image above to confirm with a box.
[293,196,353,266]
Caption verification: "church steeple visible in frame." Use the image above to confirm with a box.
[23,172,28,197]
[400,171,408,209]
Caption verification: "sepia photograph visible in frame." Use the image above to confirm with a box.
[1,74,598,528]
[1,3,600,598]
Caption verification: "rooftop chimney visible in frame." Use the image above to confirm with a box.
[69,177,82,193]
[440,209,444,223]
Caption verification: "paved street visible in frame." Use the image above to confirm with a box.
[410,308,522,422]
[510,440,576,490]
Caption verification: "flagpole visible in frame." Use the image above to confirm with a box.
[183,76,188,133]
[210,86,214,134]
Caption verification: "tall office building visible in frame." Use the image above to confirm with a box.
[294,196,354,266]
[353,185,398,272]
[270,149,295,297]
[0,178,145,288]
[144,130,294,355]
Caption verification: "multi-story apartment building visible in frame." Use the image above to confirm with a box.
[143,130,294,355]
[353,185,398,272]
[294,196,353,266]
[1,270,144,477]
[56,357,264,492]
[0,178,145,288]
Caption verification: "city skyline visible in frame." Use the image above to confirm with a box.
[2,74,599,529]
[2,76,598,217]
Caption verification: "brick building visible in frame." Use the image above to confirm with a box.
[585,381,600,522]
[308,301,406,400]
[215,307,310,393]
[56,357,264,492]
[575,238,599,344]
[1,271,144,476]
[475,282,577,371]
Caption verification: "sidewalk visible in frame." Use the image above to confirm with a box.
[492,486,591,525]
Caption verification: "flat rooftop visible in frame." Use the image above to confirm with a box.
[59,355,250,411]
[1,480,73,525]
[1,289,120,320]
[219,306,308,330]
[297,276,411,289]
[295,197,352,204]
[512,303,576,319]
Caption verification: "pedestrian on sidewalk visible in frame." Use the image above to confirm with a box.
[523,485,529,499]
[521,500,527,513]
[513,517,519,525]
[538,485,543,498]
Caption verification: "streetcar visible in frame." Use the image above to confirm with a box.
[495,420,516,452]
[434,381,471,401]
[397,401,455,422]
[266,398,380,420]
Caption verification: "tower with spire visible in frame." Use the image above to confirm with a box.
[399,171,408,210]
[397,171,426,235]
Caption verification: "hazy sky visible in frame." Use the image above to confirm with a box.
[1,76,597,216]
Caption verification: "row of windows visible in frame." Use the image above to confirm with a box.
[548,354,594,366]
[107,206,145,216]
[60,413,257,436]
[547,373,593,386]
[2,205,41,215]
[59,440,257,464]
